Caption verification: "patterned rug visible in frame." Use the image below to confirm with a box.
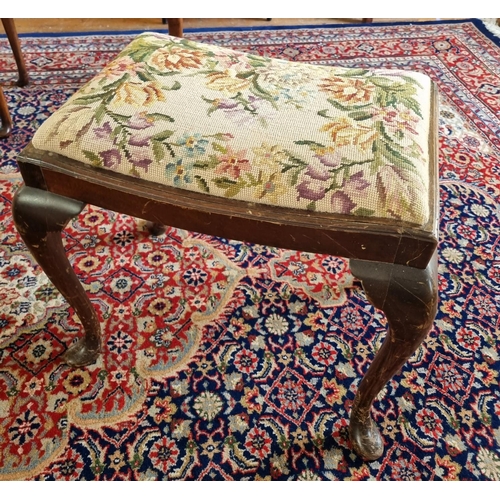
[1,19,499,481]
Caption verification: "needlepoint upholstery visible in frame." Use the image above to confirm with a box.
[32,32,433,226]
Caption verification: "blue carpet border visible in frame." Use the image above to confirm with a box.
[1,18,499,47]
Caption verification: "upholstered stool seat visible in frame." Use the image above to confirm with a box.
[31,33,433,227]
[12,33,439,461]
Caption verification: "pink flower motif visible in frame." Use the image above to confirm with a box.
[390,457,423,480]
[245,428,272,459]
[51,449,85,480]
[340,306,365,330]
[276,379,306,411]
[215,148,251,179]
[416,408,444,439]
[149,436,180,473]
[456,327,481,351]
[487,264,500,284]
[331,417,350,448]
[433,363,465,393]
[234,348,259,374]
[312,341,338,365]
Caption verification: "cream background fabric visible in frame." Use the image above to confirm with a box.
[32,33,433,227]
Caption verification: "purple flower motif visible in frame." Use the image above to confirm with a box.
[296,180,326,202]
[217,98,239,110]
[314,150,342,168]
[305,164,331,182]
[131,157,152,171]
[99,149,121,169]
[331,192,355,214]
[129,134,150,147]
[126,148,153,172]
[94,122,113,139]
[346,171,370,191]
[127,113,154,130]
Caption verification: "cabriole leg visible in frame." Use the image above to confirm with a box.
[12,186,101,366]
[348,254,438,460]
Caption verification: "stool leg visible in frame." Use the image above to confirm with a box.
[12,186,102,367]
[145,220,166,236]
[166,18,183,37]
[348,253,438,460]
[0,86,12,138]
[1,18,29,87]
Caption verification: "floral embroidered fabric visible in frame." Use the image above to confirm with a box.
[32,32,433,226]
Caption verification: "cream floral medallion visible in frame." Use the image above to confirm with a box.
[32,33,433,226]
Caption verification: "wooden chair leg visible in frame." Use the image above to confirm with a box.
[166,18,183,37]
[145,221,167,236]
[12,186,101,366]
[348,253,438,460]
[1,18,29,87]
[0,87,12,138]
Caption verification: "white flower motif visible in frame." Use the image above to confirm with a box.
[471,203,490,217]
[193,391,223,421]
[265,313,289,335]
[477,447,500,480]
[442,247,464,264]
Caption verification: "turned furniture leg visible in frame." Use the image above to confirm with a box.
[0,87,12,138]
[348,253,438,460]
[166,18,183,37]
[12,186,101,366]
[1,18,29,87]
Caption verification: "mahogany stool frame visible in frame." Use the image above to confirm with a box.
[12,83,439,462]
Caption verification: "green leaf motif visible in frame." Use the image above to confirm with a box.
[153,129,175,141]
[194,175,210,193]
[327,98,370,112]
[294,140,327,148]
[82,150,102,167]
[353,207,375,217]
[400,96,423,118]
[147,113,175,122]
[152,141,165,162]
[212,142,227,154]
[167,81,182,91]
[349,111,374,121]
[340,69,370,77]
[213,178,238,189]
[224,183,244,197]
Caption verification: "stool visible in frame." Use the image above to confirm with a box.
[12,32,439,461]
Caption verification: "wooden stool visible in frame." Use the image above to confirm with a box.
[12,33,439,461]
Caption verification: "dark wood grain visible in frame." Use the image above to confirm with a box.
[12,186,102,366]
[349,253,438,459]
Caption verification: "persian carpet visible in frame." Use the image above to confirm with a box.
[0,19,499,481]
